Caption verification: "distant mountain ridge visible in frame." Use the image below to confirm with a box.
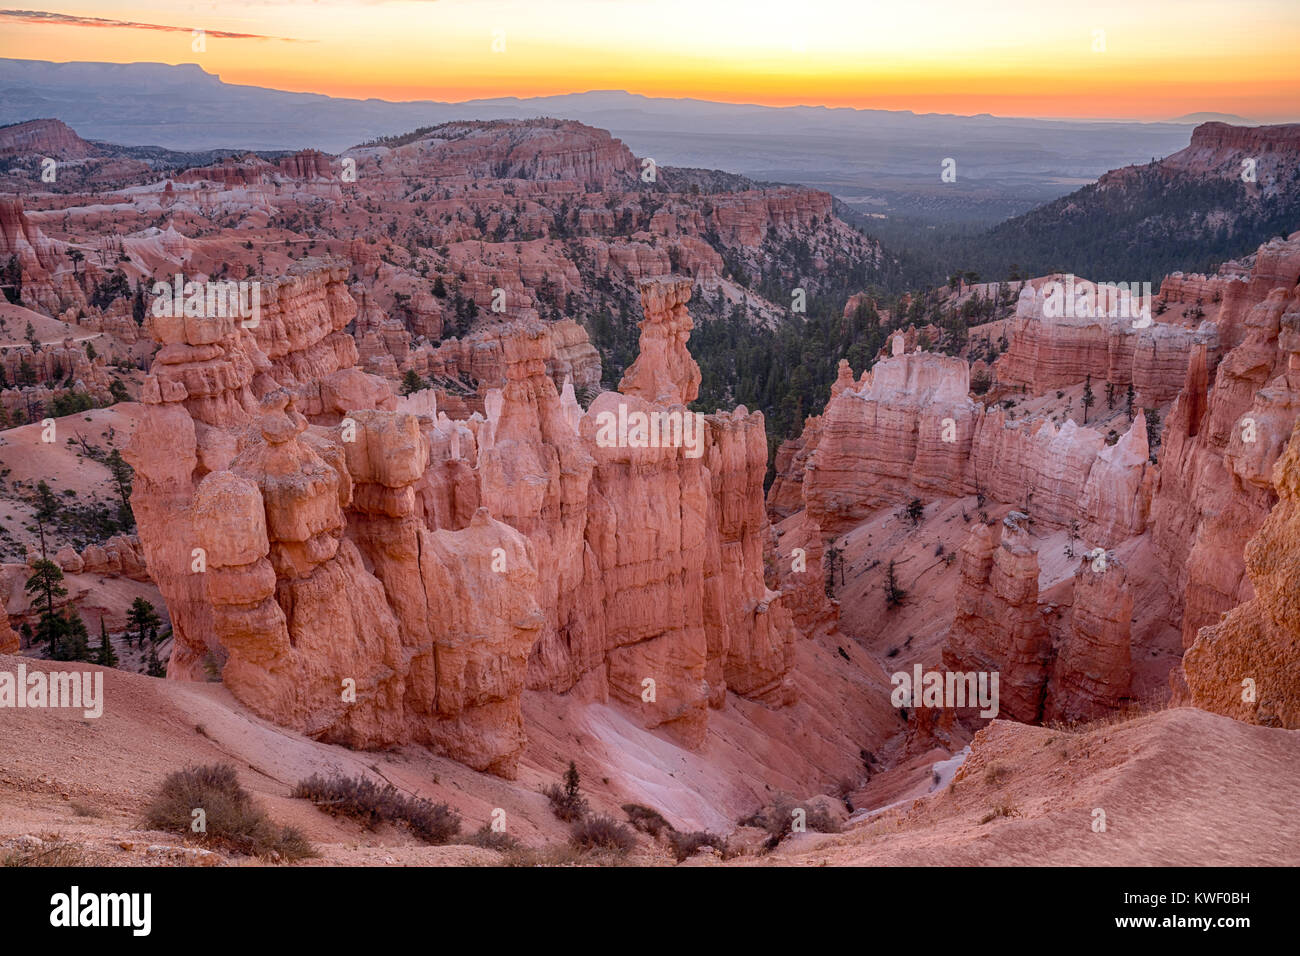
[0,58,1197,224]
[962,122,1300,284]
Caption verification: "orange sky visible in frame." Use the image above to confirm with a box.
[2,1,1298,121]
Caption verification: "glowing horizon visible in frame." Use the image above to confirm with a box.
[2,0,1298,122]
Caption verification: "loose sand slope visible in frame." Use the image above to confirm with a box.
[2,650,1292,865]
[0,633,894,865]
[755,707,1300,866]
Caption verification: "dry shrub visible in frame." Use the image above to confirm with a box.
[465,825,521,852]
[2,838,94,867]
[984,762,1012,786]
[666,830,727,862]
[622,803,674,837]
[739,798,842,851]
[569,814,636,854]
[979,801,1022,824]
[146,764,314,861]
[294,773,460,845]
[496,844,626,867]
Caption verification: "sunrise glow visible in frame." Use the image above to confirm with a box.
[0,0,1297,120]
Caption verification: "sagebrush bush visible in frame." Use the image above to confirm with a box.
[496,844,592,867]
[979,801,1021,824]
[466,825,521,852]
[145,763,314,861]
[666,830,727,862]
[3,838,94,867]
[569,814,636,853]
[622,802,674,837]
[739,798,842,851]
[293,773,461,845]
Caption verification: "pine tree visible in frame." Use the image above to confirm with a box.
[31,480,61,559]
[906,498,925,525]
[1082,374,1095,424]
[95,617,118,668]
[563,761,581,805]
[884,560,907,608]
[126,597,162,648]
[399,369,425,396]
[1144,407,1161,461]
[1125,383,1135,422]
[25,559,66,654]
[132,283,146,325]
[824,542,843,597]
[1105,381,1115,410]
[59,610,92,663]
[105,448,134,528]
[2,254,22,305]
[146,644,166,677]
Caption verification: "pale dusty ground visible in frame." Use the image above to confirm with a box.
[0,402,146,561]
[2,651,1292,867]
[0,640,890,867]
[0,302,100,347]
[743,707,1300,866]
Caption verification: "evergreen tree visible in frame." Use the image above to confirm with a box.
[1144,407,1162,460]
[25,559,65,633]
[95,617,118,668]
[146,644,166,677]
[25,560,92,660]
[1082,374,1095,424]
[132,282,146,325]
[1125,382,1136,422]
[884,560,907,608]
[399,369,425,396]
[1,254,21,305]
[57,610,92,663]
[126,597,162,648]
[824,542,843,597]
[563,760,581,806]
[906,498,925,525]
[31,480,61,559]
[105,448,134,528]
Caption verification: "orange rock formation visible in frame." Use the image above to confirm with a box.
[126,271,799,774]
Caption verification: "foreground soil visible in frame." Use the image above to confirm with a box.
[1,654,1294,866]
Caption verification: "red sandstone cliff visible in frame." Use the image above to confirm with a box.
[126,272,800,773]
[1179,419,1300,728]
[0,118,99,160]
[1149,235,1300,648]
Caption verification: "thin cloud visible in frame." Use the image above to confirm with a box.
[0,9,307,41]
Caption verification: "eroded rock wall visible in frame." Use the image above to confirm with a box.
[128,271,800,773]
